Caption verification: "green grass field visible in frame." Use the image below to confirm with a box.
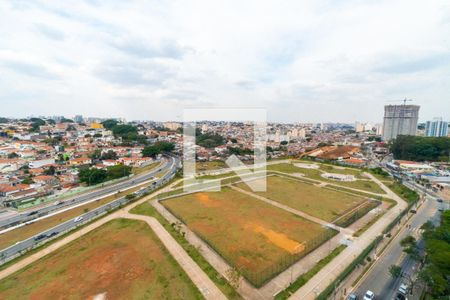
[235,175,367,222]
[0,219,203,300]
[267,163,385,194]
[161,188,336,286]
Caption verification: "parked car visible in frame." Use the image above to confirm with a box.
[398,283,409,295]
[73,216,83,223]
[363,290,375,300]
[394,292,407,300]
[347,293,358,300]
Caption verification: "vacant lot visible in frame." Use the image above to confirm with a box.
[0,219,203,300]
[162,188,336,286]
[267,163,385,194]
[235,175,367,223]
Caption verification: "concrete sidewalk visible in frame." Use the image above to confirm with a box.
[0,180,226,300]
[288,173,407,299]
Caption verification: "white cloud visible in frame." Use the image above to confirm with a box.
[0,0,449,122]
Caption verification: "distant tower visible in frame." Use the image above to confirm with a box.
[382,105,420,140]
[425,118,448,137]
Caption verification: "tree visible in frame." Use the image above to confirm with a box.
[106,164,131,180]
[29,118,45,132]
[418,210,450,298]
[44,166,56,175]
[89,149,102,159]
[142,142,175,157]
[101,150,118,160]
[112,124,137,137]
[390,135,450,162]
[196,130,225,148]
[389,264,416,294]
[78,168,107,185]
[389,265,402,278]
[7,152,18,159]
[101,119,119,130]
[21,176,34,184]
[400,235,421,261]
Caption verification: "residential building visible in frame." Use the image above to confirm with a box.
[382,105,420,140]
[425,117,448,137]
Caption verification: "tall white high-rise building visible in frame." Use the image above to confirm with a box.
[382,105,420,140]
[425,118,448,137]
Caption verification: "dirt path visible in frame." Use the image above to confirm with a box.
[0,182,226,300]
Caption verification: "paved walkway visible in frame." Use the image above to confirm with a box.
[288,173,407,299]
[0,181,226,300]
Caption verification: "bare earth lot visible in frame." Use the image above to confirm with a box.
[235,175,367,222]
[161,188,336,286]
[0,219,203,300]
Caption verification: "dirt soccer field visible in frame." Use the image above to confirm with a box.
[235,175,368,222]
[161,188,336,286]
[0,219,203,300]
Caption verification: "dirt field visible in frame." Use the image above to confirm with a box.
[0,219,203,300]
[235,175,367,222]
[161,188,335,286]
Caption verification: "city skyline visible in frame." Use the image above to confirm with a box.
[1,1,449,122]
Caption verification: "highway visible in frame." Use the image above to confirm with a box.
[353,181,442,300]
[0,155,180,264]
[0,158,168,230]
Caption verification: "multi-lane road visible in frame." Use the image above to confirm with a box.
[0,158,169,230]
[0,155,179,264]
[353,180,443,300]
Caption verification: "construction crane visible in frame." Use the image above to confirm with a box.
[387,98,413,105]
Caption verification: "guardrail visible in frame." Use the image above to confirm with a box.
[0,159,180,266]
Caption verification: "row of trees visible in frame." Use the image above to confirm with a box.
[142,141,175,157]
[78,164,132,186]
[389,210,450,298]
[101,119,148,144]
[390,135,450,162]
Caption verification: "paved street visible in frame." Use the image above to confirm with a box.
[288,173,408,300]
[0,159,166,230]
[352,183,441,300]
[0,156,178,263]
[0,158,227,300]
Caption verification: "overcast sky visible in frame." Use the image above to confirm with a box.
[1,0,449,123]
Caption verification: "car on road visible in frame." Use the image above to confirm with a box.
[27,211,38,216]
[410,209,417,214]
[73,216,83,222]
[46,231,58,238]
[34,234,47,241]
[437,198,443,203]
[347,293,358,300]
[363,290,375,300]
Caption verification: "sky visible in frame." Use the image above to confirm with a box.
[0,0,449,123]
